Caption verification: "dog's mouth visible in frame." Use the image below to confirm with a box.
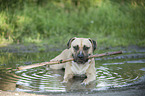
[75,58,89,64]
[72,54,89,64]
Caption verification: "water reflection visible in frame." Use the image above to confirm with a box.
[0,70,20,91]
[64,77,96,92]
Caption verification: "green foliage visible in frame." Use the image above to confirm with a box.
[0,0,145,47]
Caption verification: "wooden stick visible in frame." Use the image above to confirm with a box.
[17,51,122,70]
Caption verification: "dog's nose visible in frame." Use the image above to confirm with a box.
[77,51,84,58]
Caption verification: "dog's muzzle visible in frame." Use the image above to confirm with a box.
[73,51,89,64]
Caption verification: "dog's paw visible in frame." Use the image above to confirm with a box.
[81,82,88,86]
[62,79,68,84]
[81,79,90,85]
[81,80,89,86]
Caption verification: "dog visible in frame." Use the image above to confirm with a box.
[50,37,97,85]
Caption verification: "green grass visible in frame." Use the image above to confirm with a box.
[0,0,145,48]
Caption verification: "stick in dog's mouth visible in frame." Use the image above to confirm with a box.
[16,51,122,71]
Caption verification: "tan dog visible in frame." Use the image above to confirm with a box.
[50,37,97,85]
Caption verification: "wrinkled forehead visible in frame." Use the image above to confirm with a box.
[71,38,92,47]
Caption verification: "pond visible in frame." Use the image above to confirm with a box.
[0,45,145,95]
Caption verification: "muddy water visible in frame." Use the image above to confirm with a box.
[0,46,145,94]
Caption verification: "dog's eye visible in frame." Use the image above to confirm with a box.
[73,45,79,50]
[83,45,90,50]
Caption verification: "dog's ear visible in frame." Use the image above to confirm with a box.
[67,37,76,49]
[89,39,97,51]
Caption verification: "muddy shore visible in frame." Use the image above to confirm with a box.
[0,88,145,96]
[0,91,44,96]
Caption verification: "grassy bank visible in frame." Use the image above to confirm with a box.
[0,0,145,48]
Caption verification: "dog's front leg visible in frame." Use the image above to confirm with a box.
[63,74,73,83]
[82,73,96,85]
[63,63,73,83]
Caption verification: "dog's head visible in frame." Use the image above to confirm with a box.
[67,37,97,64]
